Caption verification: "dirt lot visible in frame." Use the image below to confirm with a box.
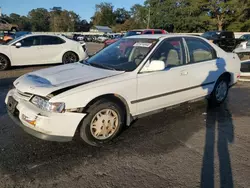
[0,43,250,188]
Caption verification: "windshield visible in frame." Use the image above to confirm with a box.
[6,35,25,45]
[201,32,219,40]
[15,32,31,38]
[124,31,142,37]
[81,38,158,72]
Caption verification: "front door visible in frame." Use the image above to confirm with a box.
[10,36,43,66]
[135,37,193,115]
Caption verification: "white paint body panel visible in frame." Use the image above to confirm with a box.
[5,34,241,139]
[0,34,87,66]
[5,89,85,137]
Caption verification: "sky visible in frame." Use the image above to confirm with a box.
[0,0,144,21]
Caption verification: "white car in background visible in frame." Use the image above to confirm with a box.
[97,35,109,43]
[0,34,87,70]
[5,35,240,146]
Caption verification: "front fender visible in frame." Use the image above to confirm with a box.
[49,77,137,117]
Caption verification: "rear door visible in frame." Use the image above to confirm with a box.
[183,37,223,98]
[39,36,65,64]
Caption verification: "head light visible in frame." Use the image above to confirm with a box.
[31,96,65,113]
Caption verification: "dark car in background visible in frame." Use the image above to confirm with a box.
[201,31,245,52]
[239,34,250,41]
[104,29,167,47]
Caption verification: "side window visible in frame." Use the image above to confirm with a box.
[19,36,41,47]
[150,38,184,68]
[185,38,217,63]
[144,30,153,34]
[41,36,65,45]
[154,30,163,34]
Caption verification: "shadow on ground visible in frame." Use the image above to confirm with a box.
[0,79,249,187]
[0,94,206,184]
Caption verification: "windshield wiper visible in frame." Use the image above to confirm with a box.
[90,63,116,71]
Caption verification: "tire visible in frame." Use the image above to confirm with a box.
[79,99,125,146]
[62,52,78,64]
[208,76,229,107]
[0,54,10,71]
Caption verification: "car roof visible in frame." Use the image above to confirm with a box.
[130,29,163,31]
[126,34,202,40]
[21,33,64,37]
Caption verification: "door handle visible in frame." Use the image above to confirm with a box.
[181,71,188,75]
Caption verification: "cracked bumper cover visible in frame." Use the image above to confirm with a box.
[5,89,86,142]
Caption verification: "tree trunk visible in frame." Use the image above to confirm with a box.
[217,15,223,31]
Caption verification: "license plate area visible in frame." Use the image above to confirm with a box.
[7,96,18,115]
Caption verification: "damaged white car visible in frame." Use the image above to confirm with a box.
[5,35,241,146]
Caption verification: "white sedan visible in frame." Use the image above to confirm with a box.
[0,34,87,70]
[5,34,241,146]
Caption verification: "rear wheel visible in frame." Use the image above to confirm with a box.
[208,76,229,106]
[0,55,10,71]
[62,52,78,64]
[79,99,125,146]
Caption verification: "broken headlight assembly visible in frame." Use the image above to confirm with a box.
[31,96,65,113]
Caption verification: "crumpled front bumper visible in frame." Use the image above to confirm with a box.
[5,89,86,142]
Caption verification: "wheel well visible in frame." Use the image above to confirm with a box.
[63,51,79,61]
[219,72,231,83]
[83,94,131,125]
[0,53,11,65]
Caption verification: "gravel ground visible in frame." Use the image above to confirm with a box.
[0,43,250,188]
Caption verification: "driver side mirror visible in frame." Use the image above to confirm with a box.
[15,42,22,48]
[141,60,165,73]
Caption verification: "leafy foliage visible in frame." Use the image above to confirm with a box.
[2,0,250,32]
[3,7,91,32]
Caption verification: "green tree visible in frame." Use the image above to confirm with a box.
[50,8,80,32]
[114,8,131,24]
[91,3,116,26]
[130,4,148,28]
[6,13,31,31]
[28,8,50,31]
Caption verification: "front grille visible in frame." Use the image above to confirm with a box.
[15,90,33,101]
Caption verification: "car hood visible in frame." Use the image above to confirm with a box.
[14,62,124,97]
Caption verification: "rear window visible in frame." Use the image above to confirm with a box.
[124,31,142,37]
[221,32,234,39]
[154,30,163,34]
[201,32,219,40]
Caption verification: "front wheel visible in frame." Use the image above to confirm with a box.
[208,77,229,106]
[62,52,78,64]
[79,100,125,146]
[0,55,10,71]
